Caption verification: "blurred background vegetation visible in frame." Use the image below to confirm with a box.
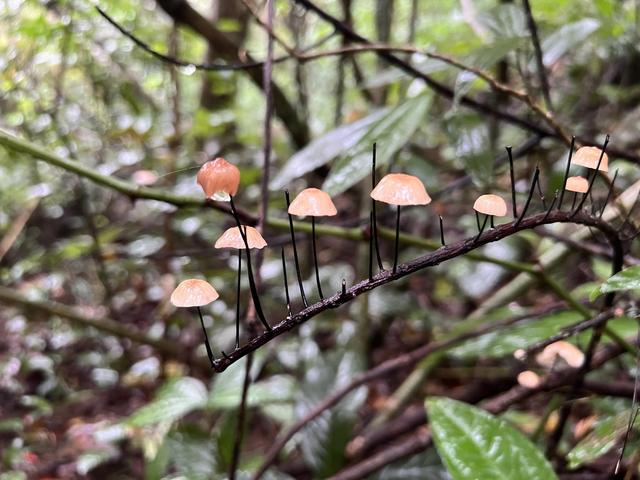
[1,0,640,478]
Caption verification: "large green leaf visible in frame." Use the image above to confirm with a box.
[450,311,581,359]
[539,19,601,67]
[426,397,558,480]
[567,412,631,469]
[270,109,387,190]
[207,374,295,409]
[126,377,208,427]
[590,265,640,300]
[322,94,432,196]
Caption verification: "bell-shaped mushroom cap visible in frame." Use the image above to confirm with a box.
[214,226,267,250]
[288,188,338,217]
[536,341,585,369]
[517,370,541,389]
[473,194,508,217]
[170,279,219,307]
[370,173,431,206]
[565,176,589,193]
[573,146,609,172]
[197,157,241,201]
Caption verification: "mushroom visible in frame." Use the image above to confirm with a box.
[370,173,431,274]
[473,194,507,237]
[197,157,241,201]
[565,175,589,210]
[536,341,585,369]
[288,188,337,299]
[573,146,609,172]
[170,279,219,366]
[215,225,270,347]
[517,370,541,389]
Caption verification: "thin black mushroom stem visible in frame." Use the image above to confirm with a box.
[506,145,517,218]
[196,306,216,367]
[371,143,383,271]
[229,196,271,332]
[285,190,308,308]
[558,136,576,210]
[474,214,489,242]
[571,134,610,218]
[515,166,541,227]
[439,215,445,246]
[235,251,242,349]
[281,247,292,317]
[311,216,323,299]
[599,169,618,219]
[393,204,401,274]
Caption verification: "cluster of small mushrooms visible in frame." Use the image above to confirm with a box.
[169,142,609,365]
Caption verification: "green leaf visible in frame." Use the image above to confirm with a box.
[207,374,295,409]
[567,412,631,469]
[590,265,640,300]
[126,377,207,427]
[270,110,387,190]
[426,397,558,480]
[322,94,432,196]
[450,311,581,359]
[539,19,601,67]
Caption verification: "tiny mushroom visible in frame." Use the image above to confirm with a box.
[215,226,269,347]
[517,370,541,389]
[536,341,585,369]
[370,173,431,273]
[565,176,589,193]
[288,188,337,299]
[197,157,241,201]
[170,279,219,366]
[573,146,609,172]
[473,194,508,233]
[565,176,589,209]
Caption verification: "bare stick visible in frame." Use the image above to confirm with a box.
[506,146,517,218]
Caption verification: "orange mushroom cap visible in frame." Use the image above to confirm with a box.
[288,188,338,217]
[517,370,541,389]
[536,341,584,369]
[197,157,241,201]
[473,194,508,217]
[170,279,219,307]
[214,226,267,250]
[370,173,431,206]
[565,176,589,193]
[573,146,609,172]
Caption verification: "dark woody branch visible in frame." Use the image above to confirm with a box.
[212,210,624,372]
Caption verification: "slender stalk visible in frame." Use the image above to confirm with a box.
[369,211,374,280]
[475,210,481,230]
[515,167,540,226]
[474,214,489,242]
[197,306,215,367]
[235,252,242,349]
[600,169,618,218]
[439,215,445,246]
[490,215,495,229]
[536,174,547,209]
[506,145,517,218]
[571,191,578,210]
[229,197,271,331]
[542,191,558,221]
[372,143,383,270]
[285,190,308,307]
[393,205,401,274]
[281,247,292,316]
[558,136,576,210]
[311,216,324,299]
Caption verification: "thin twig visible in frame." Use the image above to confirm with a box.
[521,0,553,111]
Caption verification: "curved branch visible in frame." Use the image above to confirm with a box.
[213,209,624,372]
